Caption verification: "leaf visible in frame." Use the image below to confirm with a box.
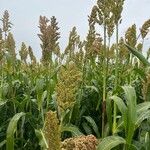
[145,84,150,101]
[122,86,137,146]
[36,78,45,93]
[106,92,113,134]
[117,102,150,133]
[0,140,6,148]
[0,101,7,107]
[35,129,48,150]
[36,78,45,110]
[83,116,100,138]
[111,95,127,115]
[111,95,127,134]
[125,44,150,67]
[136,102,150,114]
[42,90,47,102]
[145,132,150,150]
[61,124,83,136]
[133,68,146,80]
[6,112,25,150]
[82,122,93,135]
[116,118,124,133]
[97,136,126,150]
[135,110,150,128]
[85,85,99,93]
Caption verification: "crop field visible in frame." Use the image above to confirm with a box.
[0,0,150,150]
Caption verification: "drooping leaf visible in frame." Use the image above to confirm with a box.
[111,95,127,115]
[106,92,113,134]
[122,86,137,146]
[145,84,150,101]
[136,102,150,114]
[35,78,45,110]
[82,122,93,135]
[97,136,126,150]
[0,101,7,107]
[35,129,48,150]
[135,110,150,128]
[125,44,150,67]
[0,140,6,148]
[42,90,47,102]
[61,124,83,136]
[6,112,25,150]
[85,85,99,93]
[145,132,150,150]
[83,116,100,138]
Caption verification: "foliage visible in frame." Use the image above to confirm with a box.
[0,1,150,150]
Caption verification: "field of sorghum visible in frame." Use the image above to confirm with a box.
[0,0,150,150]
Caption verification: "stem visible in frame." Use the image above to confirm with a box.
[107,37,111,76]
[102,23,107,138]
[0,61,3,100]
[113,22,119,134]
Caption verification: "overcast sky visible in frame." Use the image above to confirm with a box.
[0,0,150,58]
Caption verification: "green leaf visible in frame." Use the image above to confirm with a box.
[83,116,100,138]
[6,112,25,150]
[82,122,93,135]
[117,102,150,133]
[136,102,150,114]
[145,132,150,150]
[125,44,150,67]
[111,95,127,115]
[97,136,126,150]
[61,124,83,136]
[35,129,48,150]
[0,101,7,107]
[85,85,99,93]
[0,140,6,148]
[111,95,127,134]
[36,78,45,110]
[136,110,150,128]
[106,92,113,134]
[42,90,47,102]
[145,84,150,101]
[36,78,45,93]
[122,86,137,146]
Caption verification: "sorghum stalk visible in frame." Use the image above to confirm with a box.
[102,17,107,138]
[112,0,125,134]
[113,22,119,134]
[0,61,3,100]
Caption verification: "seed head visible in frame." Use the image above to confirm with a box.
[140,19,150,39]
[125,24,137,47]
[43,111,61,150]
[56,62,82,112]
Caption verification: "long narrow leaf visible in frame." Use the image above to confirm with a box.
[145,132,150,150]
[122,86,137,147]
[83,116,100,138]
[35,129,48,150]
[82,122,93,135]
[111,95,127,115]
[97,136,126,150]
[136,102,150,114]
[61,125,83,136]
[0,101,7,107]
[106,92,113,134]
[135,110,150,128]
[6,112,25,150]
[125,44,150,66]
[0,140,6,148]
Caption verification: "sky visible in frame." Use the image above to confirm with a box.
[0,0,150,59]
